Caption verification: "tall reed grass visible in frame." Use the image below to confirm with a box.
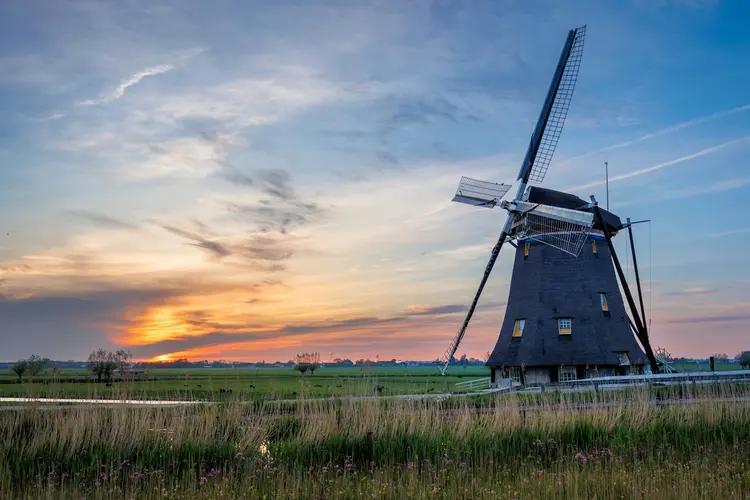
[2,381,749,498]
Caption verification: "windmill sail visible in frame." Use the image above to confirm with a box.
[452,177,511,208]
[518,25,586,185]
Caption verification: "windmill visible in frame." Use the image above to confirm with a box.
[439,25,658,382]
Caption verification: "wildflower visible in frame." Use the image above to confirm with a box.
[407,462,414,470]
[446,459,453,466]
[130,472,145,481]
[575,452,588,465]
[591,447,598,457]
[100,473,108,482]
[537,470,544,479]
[323,466,329,473]
[433,487,440,493]
[200,476,208,485]
[535,439,544,449]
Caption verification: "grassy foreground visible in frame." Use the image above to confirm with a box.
[2,383,750,498]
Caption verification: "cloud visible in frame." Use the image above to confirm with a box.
[560,103,750,166]
[224,167,324,234]
[69,211,138,230]
[615,175,750,208]
[702,228,750,239]
[79,64,175,105]
[566,135,750,191]
[665,287,719,296]
[159,225,232,259]
[126,302,473,359]
[405,304,466,315]
[664,312,750,325]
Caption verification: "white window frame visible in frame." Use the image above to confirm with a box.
[558,366,577,382]
[509,366,522,384]
[558,318,572,335]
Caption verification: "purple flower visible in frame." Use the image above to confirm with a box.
[100,473,108,482]
[535,439,544,449]
[575,452,588,465]
[407,462,414,470]
[433,487,440,493]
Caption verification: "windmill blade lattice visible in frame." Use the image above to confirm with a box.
[515,212,593,257]
[527,26,586,184]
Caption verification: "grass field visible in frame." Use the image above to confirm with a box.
[1,381,749,498]
[0,365,491,400]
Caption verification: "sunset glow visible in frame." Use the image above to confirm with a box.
[2,1,750,362]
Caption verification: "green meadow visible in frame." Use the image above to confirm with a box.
[0,365,490,400]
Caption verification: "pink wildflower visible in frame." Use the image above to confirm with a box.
[575,452,587,465]
[433,487,440,493]
[200,476,208,484]
[100,473,108,482]
[535,439,544,449]
[407,462,414,470]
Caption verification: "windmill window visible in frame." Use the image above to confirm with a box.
[600,293,609,312]
[592,239,597,254]
[558,318,572,335]
[616,352,630,365]
[558,366,577,382]
[509,366,522,384]
[512,319,525,337]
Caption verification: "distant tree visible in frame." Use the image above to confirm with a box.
[713,353,729,362]
[459,354,468,367]
[87,349,119,382]
[739,351,750,370]
[11,360,27,382]
[26,355,44,379]
[295,352,320,375]
[308,352,320,376]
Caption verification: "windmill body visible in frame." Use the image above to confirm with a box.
[486,187,648,385]
[440,26,658,381]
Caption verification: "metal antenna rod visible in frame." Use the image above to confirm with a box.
[605,161,609,211]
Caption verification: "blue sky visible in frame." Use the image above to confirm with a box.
[1,0,749,361]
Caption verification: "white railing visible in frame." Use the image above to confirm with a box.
[455,377,491,392]
[550,370,750,389]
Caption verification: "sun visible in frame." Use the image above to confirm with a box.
[152,354,173,362]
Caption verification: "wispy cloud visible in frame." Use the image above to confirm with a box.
[69,211,138,230]
[79,64,174,105]
[615,175,750,207]
[665,287,719,296]
[567,135,750,191]
[702,228,750,239]
[560,103,750,166]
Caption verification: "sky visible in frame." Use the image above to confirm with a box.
[1,0,749,362]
